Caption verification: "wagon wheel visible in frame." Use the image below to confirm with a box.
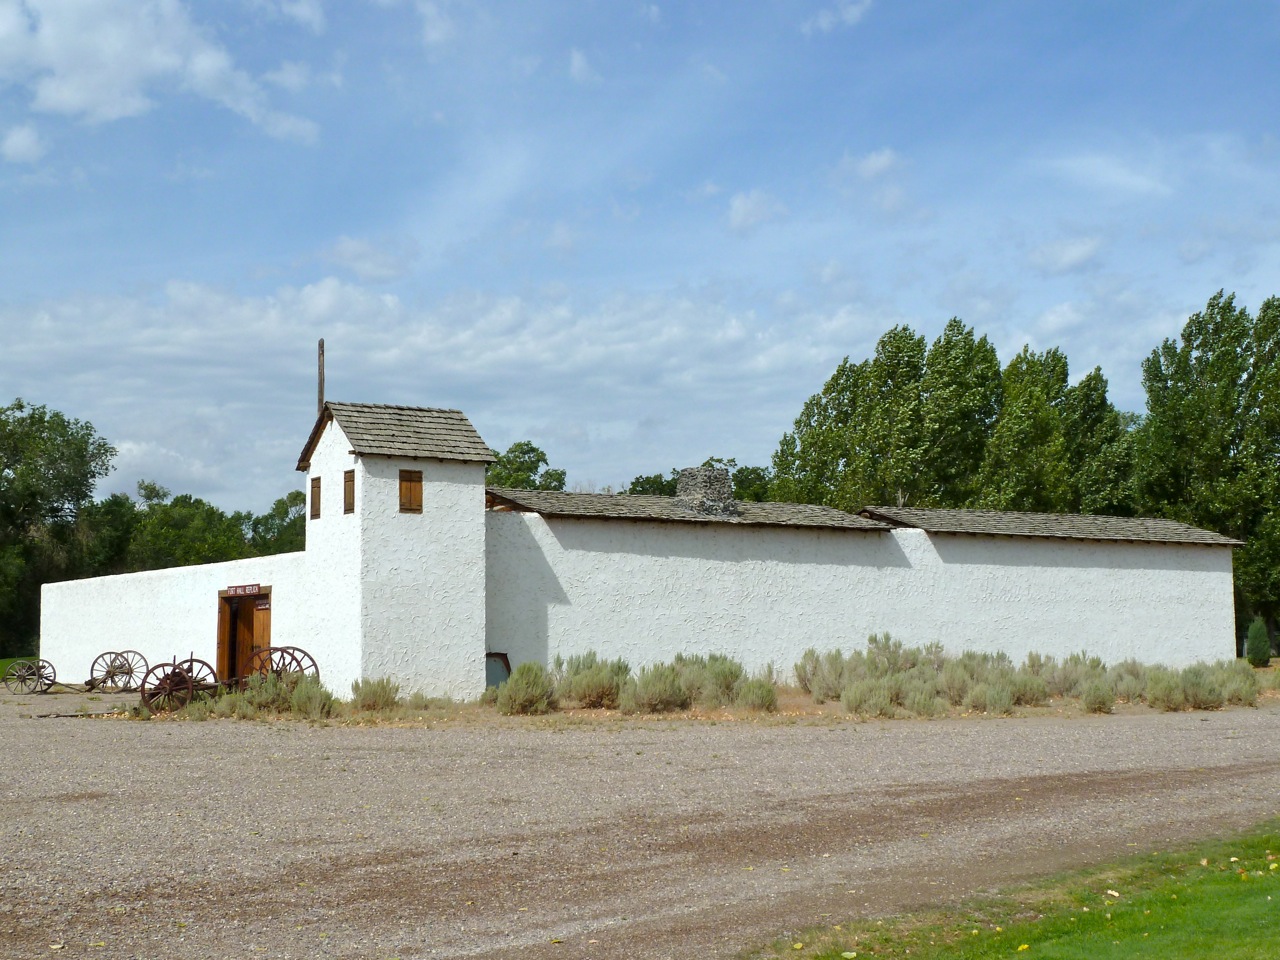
[3,659,40,694]
[113,650,149,692]
[245,646,304,682]
[90,651,132,692]
[178,658,219,693]
[139,659,215,712]
[31,659,56,693]
[278,646,319,682]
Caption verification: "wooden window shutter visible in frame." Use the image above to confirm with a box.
[310,476,321,519]
[399,469,423,513]
[343,470,355,514]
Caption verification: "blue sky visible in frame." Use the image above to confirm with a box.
[2,1,1278,512]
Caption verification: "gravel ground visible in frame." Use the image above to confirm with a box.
[3,691,1280,960]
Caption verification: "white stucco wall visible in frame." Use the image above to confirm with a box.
[358,457,487,700]
[485,512,1237,677]
[301,418,365,695]
[40,551,311,687]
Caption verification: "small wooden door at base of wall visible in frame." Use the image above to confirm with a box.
[217,590,271,681]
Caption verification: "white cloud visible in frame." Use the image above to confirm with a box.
[0,0,316,142]
[1,124,45,163]
[279,0,326,33]
[416,1,455,46]
[728,189,787,234]
[802,0,873,35]
[323,236,420,282]
[264,61,312,93]
[1029,236,1103,274]
[0,279,896,511]
[851,147,897,179]
[639,5,661,23]
[569,48,601,85]
[1051,154,1171,196]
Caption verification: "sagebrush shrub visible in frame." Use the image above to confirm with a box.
[810,649,849,703]
[865,633,913,677]
[734,676,778,712]
[1081,680,1114,714]
[674,653,744,707]
[1112,674,1145,704]
[794,648,821,694]
[1179,664,1225,710]
[1246,616,1271,668]
[620,664,690,714]
[569,663,623,709]
[1010,671,1049,707]
[842,678,893,717]
[1145,667,1185,711]
[1212,659,1259,706]
[351,676,401,712]
[290,677,336,719]
[497,662,557,715]
[938,660,971,706]
[905,685,945,718]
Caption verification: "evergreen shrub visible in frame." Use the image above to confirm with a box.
[1246,616,1271,668]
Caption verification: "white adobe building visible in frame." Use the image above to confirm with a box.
[41,401,1242,699]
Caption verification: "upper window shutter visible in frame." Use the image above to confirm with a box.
[343,470,355,514]
[310,476,321,519]
[399,469,423,513]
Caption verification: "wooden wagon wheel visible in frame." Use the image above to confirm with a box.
[3,659,44,694]
[90,651,137,693]
[113,650,149,692]
[245,646,304,682]
[277,646,319,682]
[139,661,192,712]
[139,658,216,712]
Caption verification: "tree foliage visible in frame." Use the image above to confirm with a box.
[0,400,115,657]
[1134,291,1280,633]
[769,291,1278,637]
[487,441,567,491]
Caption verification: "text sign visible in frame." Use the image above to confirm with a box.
[226,583,261,597]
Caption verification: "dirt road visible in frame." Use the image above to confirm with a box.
[4,692,1280,959]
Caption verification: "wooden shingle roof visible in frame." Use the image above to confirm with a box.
[487,488,891,532]
[858,505,1241,546]
[297,402,495,470]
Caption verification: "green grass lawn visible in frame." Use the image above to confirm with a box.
[0,656,21,677]
[758,820,1280,960]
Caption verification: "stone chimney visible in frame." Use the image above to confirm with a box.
[675,466,738,516]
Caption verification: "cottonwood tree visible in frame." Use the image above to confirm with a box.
[772,321,1001,509]
[1135,290,1280,634]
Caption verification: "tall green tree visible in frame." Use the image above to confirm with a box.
[919,319,1003,506]
[487,441,567,491]
[1136,291,1280,633]
[250,490,306,554]
[770,356,868,507]
[772,322,1000,509]
[0,399,115,656]
[1061,368,1137,515]
[126,482,255,571]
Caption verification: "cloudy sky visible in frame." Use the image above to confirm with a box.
[2,1,1278,512]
